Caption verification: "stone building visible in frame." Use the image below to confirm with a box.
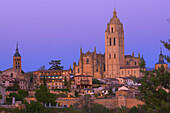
[74,75,92,89]
[33,69,72,89]
[2,43,22,78]
[73,9,142,78]
[73,47,105,79]
[0,73,6,105]
[155,49,168,70]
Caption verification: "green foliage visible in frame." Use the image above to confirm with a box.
[139,56,146,70]
[161,40,170,63]
[73,95,111,113]
[129,106,140,113]
[43,75,46,86]
[92,78,103,84]
[74,90,79,97]
[108,87,114,95]
[138,65,170,113]
[18,89,28,97]
[21,70,25,74]
[91,103,111,113]
[64,76,68,87]
[24,101,49,113]
[6,79,20,91]
[0,91,2,99]
[0,107,21,113]
[6,93,23,103]
[49,60,63,70]
[53,88,70,92]
[116,106,128,113]
[35,85,56,104]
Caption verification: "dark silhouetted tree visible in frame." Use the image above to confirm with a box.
[49,60,63,70]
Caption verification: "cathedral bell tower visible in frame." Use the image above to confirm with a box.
[105,9,125,78]
[13,43,22,73]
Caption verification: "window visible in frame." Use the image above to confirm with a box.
[114,53,116,59]
[114,38,116,46]
[109,38,112,46]
[11,73,13,77]
[135,62,136,65]
[127,61,129,65]
[78,68,80,73]
[109,54,111,59]
[96,68,98,72]
[134,71,136,74]
[16,66,17,69]
[111,27,113,33]
[87,58,89,64]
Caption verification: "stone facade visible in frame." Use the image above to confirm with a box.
[74,9,142,79]
[73,47,105,79]
[33,69,72,89]
[74,75,92,89]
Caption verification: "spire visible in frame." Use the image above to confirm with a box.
[160,47,162,55]
[94,46,96,53]
[16,42,19,52]
[159,47,164,63]
[14,42,21,57]
[113,8,117,17]
[80,47,82,53]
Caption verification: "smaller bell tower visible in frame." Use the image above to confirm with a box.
[13,43,22,73]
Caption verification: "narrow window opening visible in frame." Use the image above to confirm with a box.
[114,54,116,59]
[111,27,113,33]
[109,54,111,59]
[114,38,116,46]
[109,38,111,46]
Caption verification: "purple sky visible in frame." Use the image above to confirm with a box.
[0,0,170,72]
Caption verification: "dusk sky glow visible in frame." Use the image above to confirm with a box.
[0,0,170,72]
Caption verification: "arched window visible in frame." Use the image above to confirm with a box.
[135,62,136,65]
[87,58,89,64]
[111,27,113,33]
[114,53,116,59]
[114,38,116,46]
[109,54,111,59]
[78,68,80,73]
[109,38,111,46]
[11,73,13,77]
[127,61,129,65]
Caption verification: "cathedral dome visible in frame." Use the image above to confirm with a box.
[109,9,121,24]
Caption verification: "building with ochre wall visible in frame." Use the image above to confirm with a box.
[73,47,105,79]
[74,9,143,78]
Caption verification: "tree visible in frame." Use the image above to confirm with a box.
[161,40,170,63]
[108,87,114,95]
[91,103,111,113]
[18,89,28,97]
[24,101,49,113]
[43,75,46,86]
[38,65,46,71]
[6,79,20,91]
[115,106,128,113]
[49,60,63,70]
[139,56,146,71]
[0,92,2,99]
[35,85,56,104]
[64,76,68,87]
[76,95,94,113]
[138,65,170,112]
[74,90,79,97]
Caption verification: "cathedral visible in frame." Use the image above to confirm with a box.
[73,9,143,78]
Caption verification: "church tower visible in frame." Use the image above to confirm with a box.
[13,43,22,73]
[105,9,125,78]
